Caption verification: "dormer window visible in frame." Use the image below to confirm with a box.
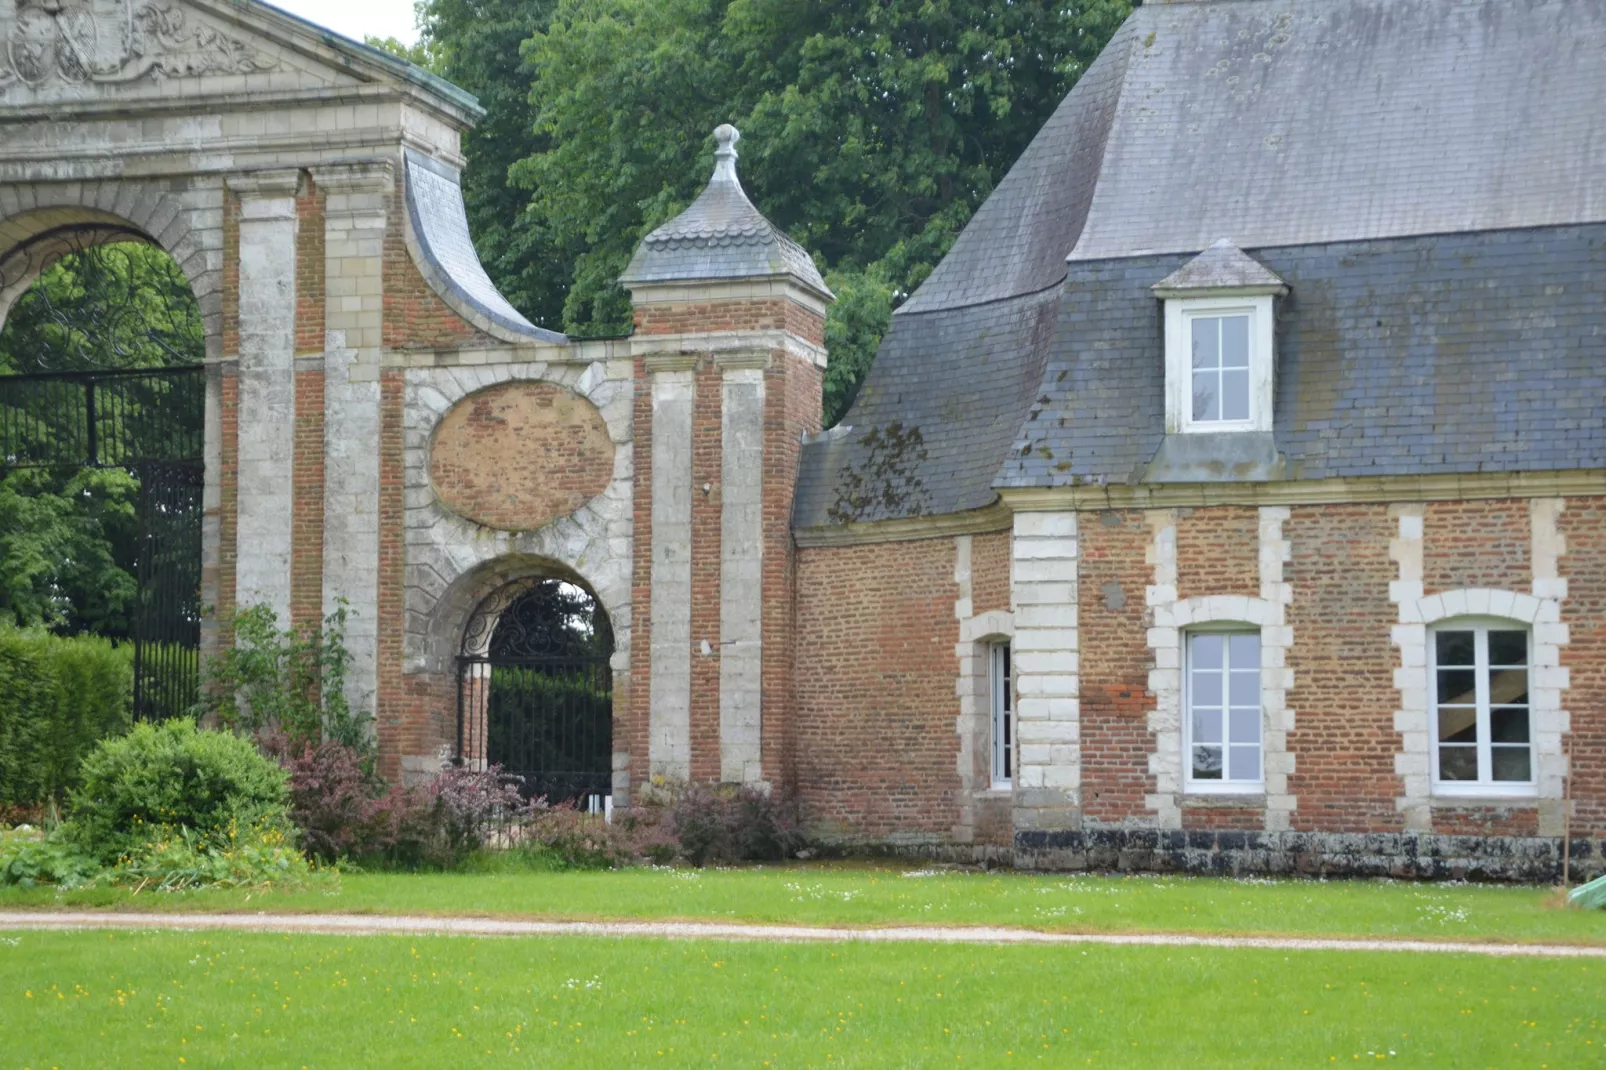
[1154,240,1287,435]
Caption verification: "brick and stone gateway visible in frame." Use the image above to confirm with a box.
[3,0,1599,881]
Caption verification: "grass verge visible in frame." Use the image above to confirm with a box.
[2,863,1603,945]
[1,929,1601,1067]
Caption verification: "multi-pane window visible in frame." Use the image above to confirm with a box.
[1431,624,1533,791]
[1185,631,1263,790]
[990,642,1012,788]
[1190,313,1252,425]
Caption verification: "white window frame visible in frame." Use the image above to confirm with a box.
[1428,617,1537,798]
[989,641,1013,789]
[1182,625,1265,795]
[1162,294,1276,435]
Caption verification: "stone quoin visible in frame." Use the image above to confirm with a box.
[0,0,1600,879]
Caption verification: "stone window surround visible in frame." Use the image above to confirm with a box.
[953,534,1014,843]
[1389,499,1570,834]
[1145,508,1297,830]
[1162,294,1277,435]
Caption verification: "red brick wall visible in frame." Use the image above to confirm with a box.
[376,369,408,780]
[1175,505,1260,600]
[761,350,822,794]
[794,538,959,841]
[291,369,324,634]
[633,299,825,347]
[1423,499,1531,593]
[216,367,238,646]
[1284,504,1402,833]
[690,360,723,783]
[221,192,239,357]
[295,175,325,355]
[1077,511,1153,825]
[971,530,1011,615]
[1563,497,1606,839]
[627,358,653,794]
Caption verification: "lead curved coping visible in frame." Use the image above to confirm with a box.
[403,149,567,345]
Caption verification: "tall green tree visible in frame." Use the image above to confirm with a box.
[0,243,203,636]
[500,0,1131,421]
[413,0,575,333]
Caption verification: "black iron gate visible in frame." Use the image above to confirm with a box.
[456,580,614,804]
[0,366,205,720]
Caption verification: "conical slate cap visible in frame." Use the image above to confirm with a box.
[621,125,832,300]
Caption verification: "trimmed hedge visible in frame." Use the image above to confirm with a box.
[0,627,132,810]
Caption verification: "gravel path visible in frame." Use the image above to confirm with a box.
[0,911,1601,958]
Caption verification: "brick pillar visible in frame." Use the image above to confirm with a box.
[619,123,834,793]
[628,308,827,791]
[225,170,301,626]
[312,161,393,729]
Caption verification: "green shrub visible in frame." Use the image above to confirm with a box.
[106,821,316,892]
[0,825,98,889]
[66,719,290,864]
[0,627,132,810]
[197,603,370,752]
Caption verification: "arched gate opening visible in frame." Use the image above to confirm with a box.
[458,577,614,808]
[0,234,206,721]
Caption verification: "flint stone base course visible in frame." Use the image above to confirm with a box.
[1013,828,1603,882]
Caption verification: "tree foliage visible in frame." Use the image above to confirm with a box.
[421,0,1132,423]
[0,243,203,636]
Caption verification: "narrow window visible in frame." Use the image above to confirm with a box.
[1431,624,1533,792]
[1185,630,1263,791]
[1190,313,1251,424]
[990,641,1012,787]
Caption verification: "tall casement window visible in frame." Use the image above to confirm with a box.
[1431,622,1535,793]
[990,641,1013,788]
[1184,630,1263,791]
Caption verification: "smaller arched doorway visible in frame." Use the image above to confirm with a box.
[458,577,614,807]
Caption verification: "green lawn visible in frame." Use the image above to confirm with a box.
[3,864,1603,945]
[2,929,1601,1067]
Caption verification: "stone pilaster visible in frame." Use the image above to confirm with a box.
[313,162,392,722]
[717,353,766,785]
[1010,511,1082,832]
[226,170,301,626]
[647,354,696,782]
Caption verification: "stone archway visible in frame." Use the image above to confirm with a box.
[456,569,616,807]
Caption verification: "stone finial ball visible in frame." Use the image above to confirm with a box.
[714,124,740,150]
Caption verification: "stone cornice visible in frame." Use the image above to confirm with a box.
[643,353,700,374]
[793,501,1013,548]
[225,169,302,199]
[627,276,831,318]
[792,471,1606,548]
[631,329,827,369]
[311,161,396,198]
[999,470,1606,511]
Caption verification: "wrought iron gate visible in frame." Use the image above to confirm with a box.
[456,581,614,804]
[0,366,205,720]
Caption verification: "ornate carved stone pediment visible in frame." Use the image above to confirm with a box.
[0,0,275,86]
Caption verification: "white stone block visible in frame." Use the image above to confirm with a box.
[1013,513,1078,538]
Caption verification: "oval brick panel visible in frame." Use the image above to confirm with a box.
[429,382,615,531]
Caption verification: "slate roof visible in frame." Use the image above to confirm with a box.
[793,0,1606,530]
[1000,226,1606,489]
[405,151,567,343]
[622,126,832,298]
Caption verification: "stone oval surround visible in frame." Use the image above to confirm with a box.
[429,381,615,531]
